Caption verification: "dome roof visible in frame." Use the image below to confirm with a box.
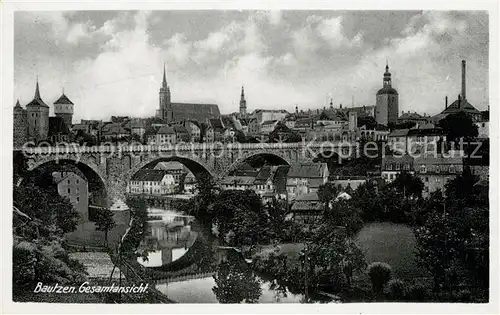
[377,86,399,95]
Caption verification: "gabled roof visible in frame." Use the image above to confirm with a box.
[54,93,74,105]
[131,169,168,181]
[441,98,481,115]
[157,125,175,135]
[48,117,70,136]
[261,120,278,126]
[151,117,168,125]
[26,97,48,108]
[101,123,129,135]
[272,165,290,193]
[254,166,273,184]
[173,124,189,134]
[209,118,224,131]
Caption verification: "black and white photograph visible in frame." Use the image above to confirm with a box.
[2,2,498,313]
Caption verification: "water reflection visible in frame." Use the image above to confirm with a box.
[139,206,323,303]
[137,208,197,268]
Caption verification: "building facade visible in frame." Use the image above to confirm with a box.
[53,171,89,222]
[128,169,176,195]
[53,92,74,127]
[26,80,50,143]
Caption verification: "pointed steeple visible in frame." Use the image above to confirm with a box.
[385,59,389,72]
[15,99,21,108]
[162,63,167,88]
[35,76,41,99]
[240,86,245,100]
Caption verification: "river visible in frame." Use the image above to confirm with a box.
[137,207,306,303]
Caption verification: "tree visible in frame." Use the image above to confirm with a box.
[357,116,377,129]
[13,151,28,185]
[212,253,262,303]
[391,171,424,199]
[367,262,392,296]
[386,279,406,301]
[439,112,478,147]
[415,169,488,298]
[94,208,116,247]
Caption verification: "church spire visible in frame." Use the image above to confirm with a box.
[241,86,245,100]
[35,76,41,99]
[162,63,167,88]
[383,61,392,87]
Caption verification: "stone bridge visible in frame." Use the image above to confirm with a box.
[20,141,357,207]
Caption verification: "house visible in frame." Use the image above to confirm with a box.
[185,120,201,142]
[220,176,256,190]
[272,165,290,201]
[129,119,147,140]
[397,111,430,125]
[253,166,273,197]
[184,172,197,194]
[290,192,324,227]
[247,118,260,135]
[414,154,464,197]
[173,124,190,143]
[208,118,225,142]
[260,120,279,135]
[381,155,415,182]
[406,128,446,154]
[387,129,410,153]
[100,123,130,141]
[250,109,289,124]
[147,125,177,145]
[127,169,176,195]
[154,162,186,186]
[52,171,89,222]
[286,163,329,201]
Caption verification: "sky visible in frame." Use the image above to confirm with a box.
[14,10,489,121]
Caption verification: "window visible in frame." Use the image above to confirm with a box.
[68,188,71,193]
[425,177,429,182]
[76,197,80,202]
[68,179,70,184]
[395,164,401,170]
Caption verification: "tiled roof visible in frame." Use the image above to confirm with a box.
[173,125,189,134]
[291,192,323,211]
[287,163,327,178]
[54,93,74,105]
[101,123,129,135]
[309,178,324,188]
[254,166,272,184]
[48,117,70,136]
[26,97,49,108]
[157,125,175,135]
[209,118,224,131]
[171,103,220,122]
[151,117,168,125]
[131,169,168,181]
[441,98,481,115]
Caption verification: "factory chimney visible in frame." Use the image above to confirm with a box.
[461,60,466,100]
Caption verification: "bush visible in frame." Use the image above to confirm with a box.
[386,279,406,301]
[367,262,392,294]
[407,282,430,302]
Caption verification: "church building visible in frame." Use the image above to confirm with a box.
[156,65,220,123]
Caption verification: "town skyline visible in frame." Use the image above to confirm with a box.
[15,10,489,121]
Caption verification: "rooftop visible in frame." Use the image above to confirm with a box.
[131,169,168,182]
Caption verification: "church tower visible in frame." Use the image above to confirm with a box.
[157,64,172,122]
[375,61,399,126]
[54,89,74,127]
[26,77,50,142]
[239,86,247,118]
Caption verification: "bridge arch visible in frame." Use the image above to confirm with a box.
[126,155,217,188]
[24,156,109,208]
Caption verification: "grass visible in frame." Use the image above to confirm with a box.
[355,222,429,280]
